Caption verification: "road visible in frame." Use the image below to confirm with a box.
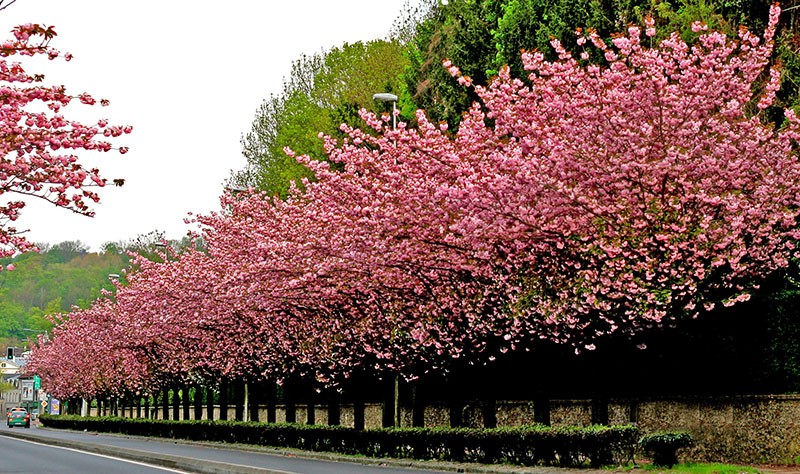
[0,432,188,473]
[0,423,458,474]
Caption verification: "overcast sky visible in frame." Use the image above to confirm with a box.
[0,0,416,251]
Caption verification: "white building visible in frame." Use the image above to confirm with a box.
[1,358,23,413]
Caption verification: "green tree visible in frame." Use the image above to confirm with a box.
[403,0,498,128]
[39,240,89,264]
[401,0,798,129]
[233,39,408,198]
[0,295,25,338]
[0,381,15,399]
[235,0,787,196]
[759,282,800,391]
[0,242,131,339]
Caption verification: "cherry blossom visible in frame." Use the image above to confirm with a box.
[0,23,131,257]
[28,6,800,396]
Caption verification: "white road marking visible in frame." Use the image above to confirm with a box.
[3,435,191,473]
[2,434,303,474]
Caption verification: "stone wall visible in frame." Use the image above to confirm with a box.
[483,396,800,465]
[111,394,800,464]
[635,395,800,464]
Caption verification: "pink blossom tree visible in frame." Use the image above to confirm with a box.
[187,4,800,384]
[236,3,798,372]
[26,299,152,400]
[450,6,798,349]
[112,247,266,385]
[0,22,131,258]
[29,5,800,397]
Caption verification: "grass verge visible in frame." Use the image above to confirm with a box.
[635,462,763,473]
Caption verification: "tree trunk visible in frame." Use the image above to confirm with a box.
[591,395,609,425]
[172,386,180,421]
[327,394,340,426]
[284,381,296,424]
[382,378,397,428]
[182,386,190,420]
[162,388,169,420]
[193,385,203,420]
[353,399,365,430]
[234,380,245,421]
[449,399,464,428]
[249,381,260,422]
[534,396,551,426]
[482,398,497,428]
[629,398,639,424]
[205,386,215,421]
[266,381,276,424]
[411,383,425,428]
[218,380,228,421]
[307,396,316,426]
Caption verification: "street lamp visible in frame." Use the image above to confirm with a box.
[372,95,401,426]
[372,93,398,130]
[373,93,399,165]
[21,328,49,346]
[225,185,248,194]
[369,90,404,421]
[155,242,172,263]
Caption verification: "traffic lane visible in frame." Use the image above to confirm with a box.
[0,425,454,474]
[0,434,188,474]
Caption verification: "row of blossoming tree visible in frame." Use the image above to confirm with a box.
[26,6,800,415]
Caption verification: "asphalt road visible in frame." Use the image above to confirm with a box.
[0,423,460,474]
[0,432,189,474]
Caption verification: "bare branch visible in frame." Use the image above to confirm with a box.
[0,0,18,13]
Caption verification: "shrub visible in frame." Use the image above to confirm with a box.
[40,414,639,468]
[640,431,694,468]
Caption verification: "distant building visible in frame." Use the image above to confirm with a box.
[1,359,23,413]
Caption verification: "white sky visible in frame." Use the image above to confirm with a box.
[0,0,416,251]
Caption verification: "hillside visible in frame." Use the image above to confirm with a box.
[0,241,129,341]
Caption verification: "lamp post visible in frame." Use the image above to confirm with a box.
[372,92,403,427]
[372,93,398,130]
[225,185,248,194]
[21,328,48,346]
[373,93,399,167]
[154,242,171,263]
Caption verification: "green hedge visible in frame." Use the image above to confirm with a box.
[39,414,638,468]
[640,431,694,468]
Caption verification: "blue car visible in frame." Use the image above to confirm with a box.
[7,409,30,428]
